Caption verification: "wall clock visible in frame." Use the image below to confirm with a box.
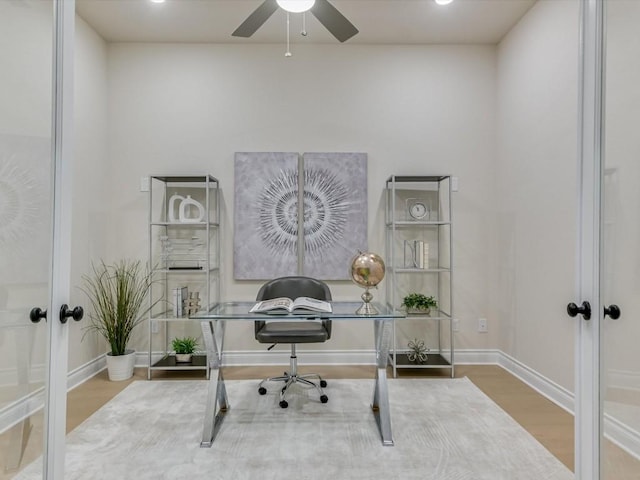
[407,198,428,220]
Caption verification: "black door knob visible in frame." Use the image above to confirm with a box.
[604,304,620,320]
[567,301,591,320]
[29,307,47,323]
[59,304,84,324]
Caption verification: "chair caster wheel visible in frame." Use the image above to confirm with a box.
[279,400,288,408]
[320,380,327,388]
[320,395,328,403]
[258,387,267,395]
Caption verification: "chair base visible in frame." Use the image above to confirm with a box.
[257,345,329,408]
[258,372,328,408]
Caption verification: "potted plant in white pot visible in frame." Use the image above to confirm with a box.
[82,259,154,381]
[171,336,199,363]
[401,293,438,315]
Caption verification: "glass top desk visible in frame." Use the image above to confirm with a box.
[193,301,404,448]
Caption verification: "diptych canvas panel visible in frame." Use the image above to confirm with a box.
[234,152,367,280]
[234,152,299,280]
[302,152,367,280]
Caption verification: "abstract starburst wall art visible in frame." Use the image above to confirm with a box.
[234,152,299,280]
[234,152,367,280]
[302,152,367,280]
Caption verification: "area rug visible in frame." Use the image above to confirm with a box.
[15,378,573,480]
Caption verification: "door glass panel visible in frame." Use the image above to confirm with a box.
[603,1,640,478]
[0,0,53,478]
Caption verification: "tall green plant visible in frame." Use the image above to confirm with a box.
[82,260,153,356]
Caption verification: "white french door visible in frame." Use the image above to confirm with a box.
[0,0,75,478]
[600,0,640,478]
[576,0,640,478]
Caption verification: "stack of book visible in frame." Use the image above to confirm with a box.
[172,286,188,317]
[405,240,430,269]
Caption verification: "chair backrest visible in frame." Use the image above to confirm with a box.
[255,276,332,338]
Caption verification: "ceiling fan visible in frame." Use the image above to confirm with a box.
[232,0,359,43]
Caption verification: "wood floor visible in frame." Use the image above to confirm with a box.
[2,364,639,478]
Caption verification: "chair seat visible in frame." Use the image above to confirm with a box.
[256,321,329,344]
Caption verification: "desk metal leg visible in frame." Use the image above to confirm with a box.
[200,320,229,448]
[372,318,394,446]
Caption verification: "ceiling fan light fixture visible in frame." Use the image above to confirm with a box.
[277,0,315,13]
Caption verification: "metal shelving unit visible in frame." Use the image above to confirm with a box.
[147,175,220,379]
[385,175,454,378]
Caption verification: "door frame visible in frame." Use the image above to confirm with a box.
[43,0,75,478]
[576,0,605,478]
[36,0,607,477]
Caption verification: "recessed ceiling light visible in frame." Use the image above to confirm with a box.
[150,0,166,3]
[434,0,454,5]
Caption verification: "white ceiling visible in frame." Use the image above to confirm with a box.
[75,0,537,45]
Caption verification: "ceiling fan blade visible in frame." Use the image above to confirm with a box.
[232,0,279,38]
[311,0,358,43]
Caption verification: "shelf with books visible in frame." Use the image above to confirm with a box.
[147,175,220,380]
[385,175,454,378]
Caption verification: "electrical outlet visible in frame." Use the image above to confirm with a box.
[453,318,459,332]
[478,318,488,333]
[151,319,159,334]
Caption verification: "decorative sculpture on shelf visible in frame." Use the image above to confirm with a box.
[184,291,201,316]
[350,251,385,314]
[168,193,205,223]
[407,338,429,363]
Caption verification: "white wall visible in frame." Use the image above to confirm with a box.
[494,0,579,391]
[106,43,498,353]
[69,16,110,370]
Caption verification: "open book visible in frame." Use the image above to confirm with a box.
[249,297,333,314]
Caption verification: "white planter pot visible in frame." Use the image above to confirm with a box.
[406,307,431,316]
[175,353,192,363]
[106,349,136,381]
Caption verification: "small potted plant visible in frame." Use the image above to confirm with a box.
[401,293,438,315]
[172,336,199,363]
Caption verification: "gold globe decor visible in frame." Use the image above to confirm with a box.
[350,251,386,314]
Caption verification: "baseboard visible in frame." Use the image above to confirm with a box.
[608,369,640,392]
[3,348,640,462]
[0,365,45,386]
[496,351,575,414]
[496,352,640,461]
[0,355,106,434]
[605,410,640,461]
[221,349,377,366]
[223,349,502,367]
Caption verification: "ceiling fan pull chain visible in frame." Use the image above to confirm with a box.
[285,11,292,57]
[302,12,308,36]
